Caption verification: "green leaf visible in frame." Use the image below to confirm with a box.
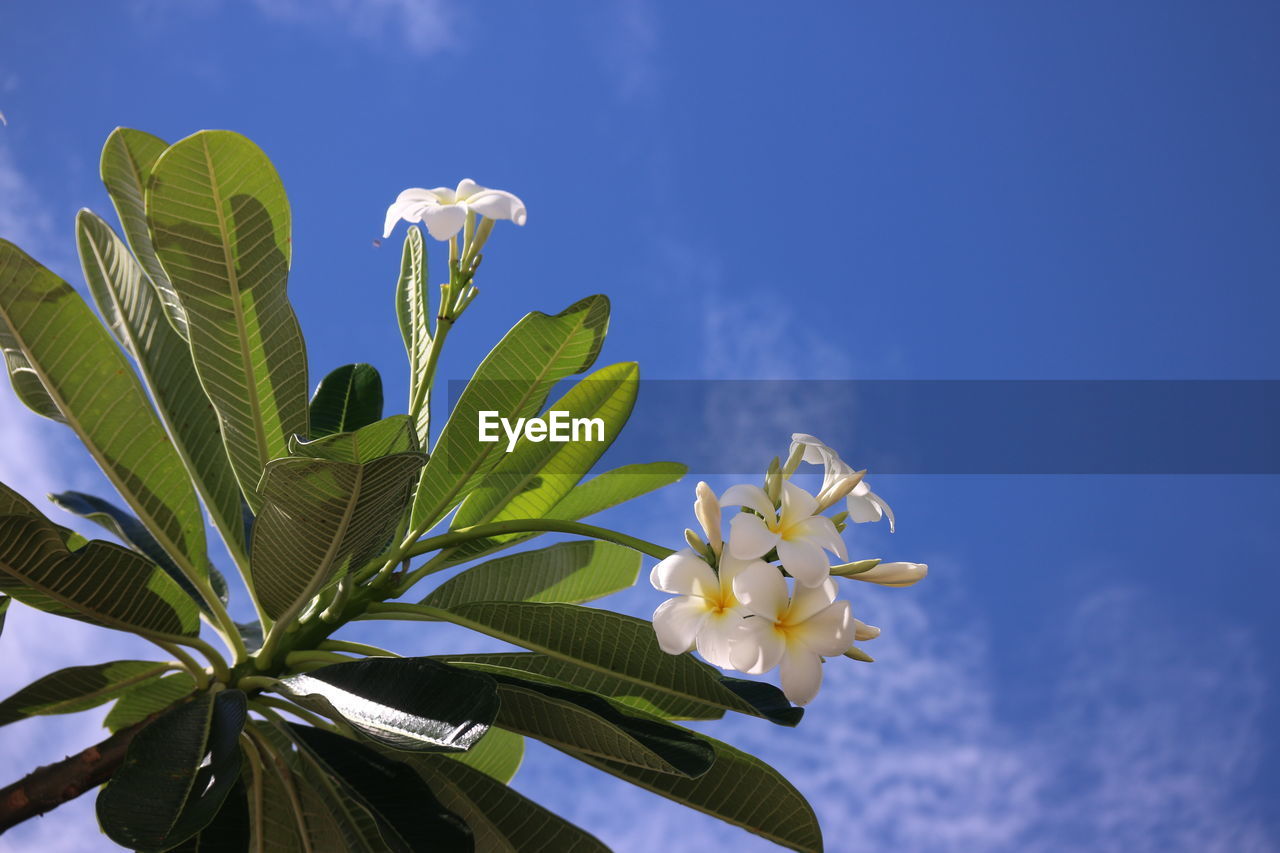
[105,671,199,733]
[0,320,64,422]
[443,461,687,568]
[446,725,524,783]
[396,227,432,448]
[0,239,209,574]
[279,723,414,852]
[48,490,228,615]
[396,748,608,853]
[420,601,783,722]
[0,515,201,641]
[490,676,714,777]
[146,129,310,511]
[309,363,384,439]
[411,294,611,530]
[168,779,250,853]
[273,657,499,752]
[424,540,640,610]
[290,724,473,852]
[0,660,172,726]
[250,451,425,620]
[0,594,8,637]
[243,723,308,850]
[571,734,823,853]
[100,127,189,339]
[438,653,728,721]
[98,689,247,851]
[451,361,639,532]
[288,414,418,463]
[76,208,247,563]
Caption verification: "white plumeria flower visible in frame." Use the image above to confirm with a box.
[650,549,763,669]
[730,562,853,706]
[721,480,847,587]
[383,179,527,241]
[790,433,896,532]
[846,561,928,588]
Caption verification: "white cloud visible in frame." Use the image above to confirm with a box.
[251,0,457,56]
[0,145,55,260]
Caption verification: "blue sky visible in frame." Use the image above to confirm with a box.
[1,2,1278,850]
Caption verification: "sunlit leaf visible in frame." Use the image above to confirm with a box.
[146,129,310,511]
[273,657,499,752]
[0,239,209,574]
[0,515,201,642]
[249,451,425,620]
[105,671,199,733]
[100,127,189,339]
[396,226,431,447]
[445,725,524,783]
[48,490,228,614]
[77,208,248,563]
[288,415,417,463]
[411,294,610,530]
[490,675,714,777]
[0,660,172,727]
[423,540,640,609]
[451,362,638,534]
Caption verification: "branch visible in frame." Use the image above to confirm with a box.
[0,717,150,834]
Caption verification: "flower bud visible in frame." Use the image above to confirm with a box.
[764,457,782,505]
[692,481,723,556]
[847,561,928,587]
[853,619,881,641]
[843,646,875,663]
[829,558,881,577]
[816,469,866,511]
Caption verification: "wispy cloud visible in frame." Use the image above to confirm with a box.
[251,0,457,56]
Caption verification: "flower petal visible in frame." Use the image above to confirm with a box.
[870,490,896,532]
[846,490,885,524]
[696,610,746,669]
[719,483,776,518]
[731,560,789,619]
[792,516,848,561]
[382,190,437,238]
[793,600,853,656]
[419,204,469,241]
[729,617,785,673]
[779,646,824,706]
[776,537,830,587]
[727,514,778,560]
[467,189,528,225]
[779,480,819,523]
[787,577,838,623]
[649,549,719,597]
[454,178,483,199]
[651,596,708,655]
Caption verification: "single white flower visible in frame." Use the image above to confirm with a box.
[790,433,896,532]
[845,561,928,588]
[383,179,527,241]
[650,549,761,669]
[721,480,847,587]
[730,562,853,705]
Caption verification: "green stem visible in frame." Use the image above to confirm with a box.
[284,650,353,669]
[158,642,210,690]
[316,640,399,657]
[178,635,231,683]
[251,697,342,734]
[397,518,673,593]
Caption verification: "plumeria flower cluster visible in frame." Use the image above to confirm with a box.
[651,434,927,705]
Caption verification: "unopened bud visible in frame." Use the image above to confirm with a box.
[765,457,782,505]
[816,469,866,511]
[829,558,881,577]
[781,441,807,478]
[693,481,723,556]
[684,527,708,555]
[829,510,849,532]
[843,646,875,663]
[853,619,881,642]
[847,561,928,588]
